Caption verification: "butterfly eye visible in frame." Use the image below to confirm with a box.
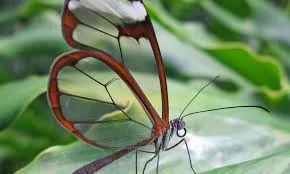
[177,128,187,138]
[177,119,185,130]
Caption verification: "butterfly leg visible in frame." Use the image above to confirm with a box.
[136,150,138,174]
[165,139,197,174]
[156,153,160,174]
[136,149,158,174]
[136,147,160,174]
[142,152,159,174]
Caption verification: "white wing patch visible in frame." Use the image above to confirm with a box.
[68,0,81,11]
[120,1,147,22]
[69,0,147,23]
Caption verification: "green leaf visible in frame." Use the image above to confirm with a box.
[146,1,288,100]
[0,12,69,59]
[204,44,288,99]
[203,145,290,174]
[0,76,47,131]
[154,24,245,83]
[209,0,252,18]
[19,0,62,18]
[0,9,22,26]
[265,41,290,75]
[16,73,290,174]
[200,0,256,39]
[0,0,62,26]
[0,102,74,174]
[247,0,290,46]
[146,1,219,48]
[201,0,290,46]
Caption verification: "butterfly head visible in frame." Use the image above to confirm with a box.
[171,119,187,138]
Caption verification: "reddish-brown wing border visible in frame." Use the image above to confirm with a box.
[61,0,169,123]
[48,51,166,148]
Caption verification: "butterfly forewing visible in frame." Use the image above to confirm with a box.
[119,37,163,116]
[48,51,158,149]
[66,0,147,63]
[63,0,168,122]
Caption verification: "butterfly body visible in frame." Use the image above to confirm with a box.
[155,118,186,151]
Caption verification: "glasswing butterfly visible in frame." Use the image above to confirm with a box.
[47,0,268,173]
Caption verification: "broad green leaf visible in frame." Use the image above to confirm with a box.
[0,64,13,84]
[288,3,290,16]
[160,0,200,20]
[0,0,62,25]
[204,44,288,99]
[0,12,69,59]
[201,0,290,47]
[209,0,252,18]
[146,1,219,48]
[203,145,290,174]
[17,73,290,174]
[265,41,290,75]
[200,0,256,39]
[19,0,62,18]
[0,9,21,26]
[0,103,74,174]
[248,0,290,47]
[198,0,290,79]
[0,76,47,131]
[161,0,252,19]
[146,1,288,100]
[148,24,245,84]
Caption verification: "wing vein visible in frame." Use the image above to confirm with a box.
[77,22,117,39]
[60,92,113,105]
[105,86,152,130]
[73,66,105,86]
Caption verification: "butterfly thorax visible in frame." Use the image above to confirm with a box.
[155,119,186,151]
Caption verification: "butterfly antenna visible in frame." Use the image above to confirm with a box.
[178,76,220,119]
[181,105,269,119]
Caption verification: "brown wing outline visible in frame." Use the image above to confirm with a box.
[62,0,169,123]
[48,51,166,149]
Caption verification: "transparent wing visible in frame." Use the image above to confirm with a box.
[48,51,162,149]
[62,0,169,123]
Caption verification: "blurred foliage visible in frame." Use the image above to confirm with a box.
[0,0,290,173]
